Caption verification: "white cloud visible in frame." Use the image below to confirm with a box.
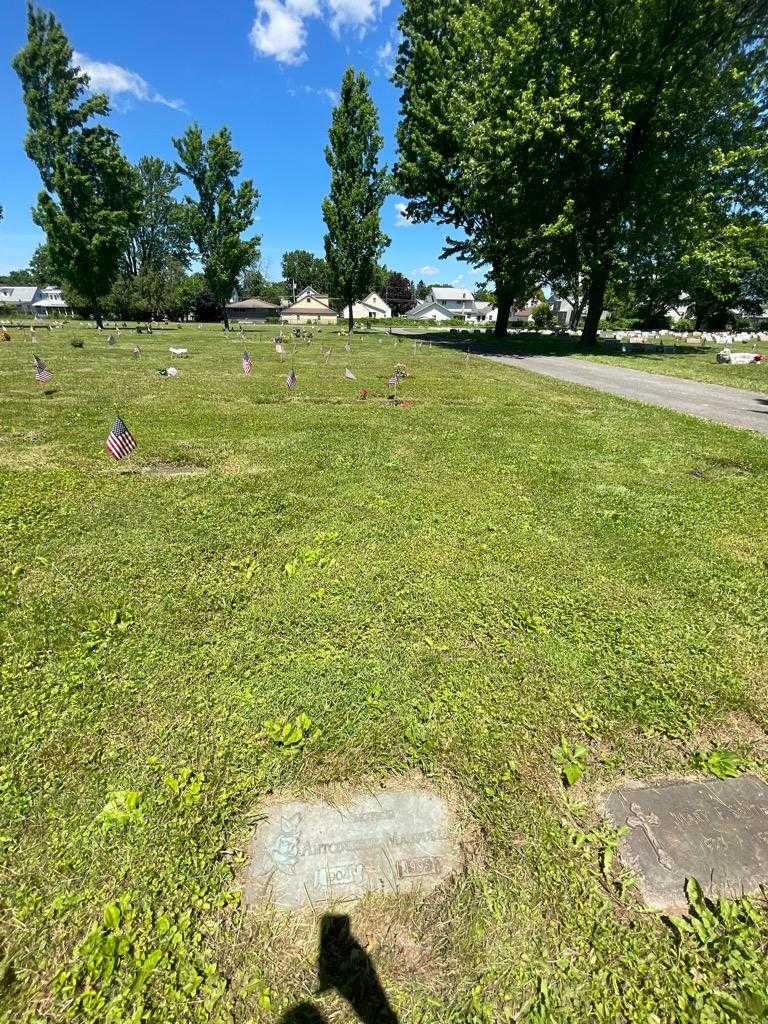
[73,52,185,111]
[250,0,320,65]
[416,265,438,277]
[250,0,390,63]
[394,202,414,228]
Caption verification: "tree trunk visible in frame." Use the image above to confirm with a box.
[223,308,229,330]
[581,264,611,344]
[94,307,104,330]
[494,294,512,338]
[347,297,354,335]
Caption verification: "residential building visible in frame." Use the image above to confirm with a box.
[226,297,281,322]
[341,292,392,319]
[32,285,70,316]
[406,299,455,321]
[280,289,338,324]
[0,284,70,316]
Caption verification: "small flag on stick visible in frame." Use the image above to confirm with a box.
[33,354,52,383]
[286,368,297,390]
[387,373,398,388]
[243,351,252,375]
[275,342,285,356]
[107,334,116,346]
[344,367,356,380]
[106,416,137,460]
[132,345,141,357]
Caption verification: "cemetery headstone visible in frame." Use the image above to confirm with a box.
[602,775,768,911]
[244,786,462,910]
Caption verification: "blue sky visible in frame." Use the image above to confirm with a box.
[0,0,476,289]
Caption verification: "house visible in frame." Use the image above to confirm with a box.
[341,292,391,320]
[32,285,70,316]
[280,288,338,324]
[428,287,476,316]
[0,284,71,316]
[509,305,537,324]
[467,301,496,324]
[406,299,455,321]
[0,285,40,314]
[408,287,497,322]
[226,297,281,322]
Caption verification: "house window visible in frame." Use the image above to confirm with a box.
[368,311,375,318]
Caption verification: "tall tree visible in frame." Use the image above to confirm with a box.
[13,5,140,327]
[281,250,329,296]
[124,156,191,276]
[396,0,768,342]
[322,68,390,333]
[385,271,415,314]
[173,123,260,328]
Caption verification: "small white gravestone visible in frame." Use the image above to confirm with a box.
[244,787,462,910]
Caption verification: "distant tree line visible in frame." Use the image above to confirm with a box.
[10,9,397,327]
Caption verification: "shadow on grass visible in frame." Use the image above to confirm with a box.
[281,914,399,1024]
[396,328,713,361]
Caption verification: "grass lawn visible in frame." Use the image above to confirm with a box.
[454,328,768,393]
[2,322,768,1023]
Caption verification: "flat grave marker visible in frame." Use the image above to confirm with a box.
[244,787,462,910]
[602,774,768,911]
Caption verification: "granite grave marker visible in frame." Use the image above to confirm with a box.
[603,774,768,911]
[244,787,462,910]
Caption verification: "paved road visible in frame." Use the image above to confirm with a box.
[486,354,768,436]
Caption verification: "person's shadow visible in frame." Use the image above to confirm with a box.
[280,913,399,1024]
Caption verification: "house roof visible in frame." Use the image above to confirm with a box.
[431,287,474,302]
[0,286,38,302]
[32,298,68,308]
[226,297,280,309]
[408,300,454,317]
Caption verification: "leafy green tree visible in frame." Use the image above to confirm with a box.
[13,5,139,327]
[124,156,191,276]
[173,123,260,329]
[322,68,390,332]
[28,243,54,284]
[396,0,768,342]
[280,250,329,296]
[385,271,415,314]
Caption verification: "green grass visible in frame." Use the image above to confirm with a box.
[2,323,768,1023]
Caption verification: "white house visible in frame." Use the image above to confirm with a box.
[428,287,476,315]
[0,284,70,316]
[341,292,391,319]
[0,285,39,313]
[32,285,70,316]
[406,299,455,321]
[467,301,496,324]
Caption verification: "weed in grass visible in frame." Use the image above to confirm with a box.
[551,737,588,786]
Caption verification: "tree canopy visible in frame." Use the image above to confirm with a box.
[322,68,390,331]
[173,123,260,328]
[13,4,140,326]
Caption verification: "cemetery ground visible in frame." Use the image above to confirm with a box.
[1,321,768,1023]
[452,329,768,393]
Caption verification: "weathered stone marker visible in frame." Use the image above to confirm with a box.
[603,775,768,911]
[244,787,462,910]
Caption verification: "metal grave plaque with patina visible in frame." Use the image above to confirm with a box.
[602,775,768,911]
[244,788,462,909]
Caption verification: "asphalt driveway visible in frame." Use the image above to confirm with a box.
[488,354,768,436]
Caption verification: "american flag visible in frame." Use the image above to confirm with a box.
[387,373,398,388]
[33,355,52,383]
[107,334,116,346]
[344,367,356,380]
[286,368,297,390]
[243,351,252,375]
[275,342,285,355]
[106,416,137,460]
[132,345,141,357]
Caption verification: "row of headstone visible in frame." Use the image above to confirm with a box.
[243,775,768,915]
